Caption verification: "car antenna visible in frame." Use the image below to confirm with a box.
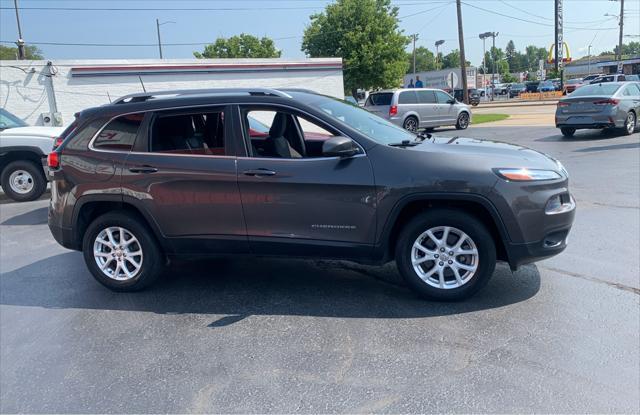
[106,91,112,103]
[138,76,147,93]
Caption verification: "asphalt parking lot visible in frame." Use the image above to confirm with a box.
[1,123,639,413]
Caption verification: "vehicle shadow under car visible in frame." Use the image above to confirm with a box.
[0,251,540,324]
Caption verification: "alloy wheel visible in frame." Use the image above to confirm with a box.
[93,227,144,281]
[458,113,469,128]
[8,170,34,194]
[626,112,636,134]
[404,118,418,132]
[411,226,479,289]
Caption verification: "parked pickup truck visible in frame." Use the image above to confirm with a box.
[0,110,65,201]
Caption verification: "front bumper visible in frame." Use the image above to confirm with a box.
[505,225,572,270]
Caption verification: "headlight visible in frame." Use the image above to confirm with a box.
[556,160,569,178]
[494,168,562,181]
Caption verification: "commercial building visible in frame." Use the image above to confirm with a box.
[564,55,640,78]
[403,67,478,90]
[0,58,344,126]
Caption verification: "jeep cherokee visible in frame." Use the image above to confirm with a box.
[47,88,575,300]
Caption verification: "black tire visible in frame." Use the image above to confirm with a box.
[455,112,470,130]
[403,116,419,133]
[395,209,496,301]
[82,211,164,291]
[560,127,576,137]
[622,111,636,136]
[0,160,47,202]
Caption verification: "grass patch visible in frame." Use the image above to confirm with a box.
[472,114,509,124]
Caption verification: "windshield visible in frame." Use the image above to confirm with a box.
[567,79,582,84]
[570,83,621,96]
[512,83,525,88]
[0,109,28,130]
[301,93,416,144]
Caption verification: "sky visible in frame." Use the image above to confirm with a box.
[1,0,639,66]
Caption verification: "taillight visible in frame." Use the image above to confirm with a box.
[557,102,570,108]
[389,105,398,116]
[47,152,60,169]
[594,99,619,105]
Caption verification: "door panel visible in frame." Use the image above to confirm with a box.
[434,90,457,124]
[237,156,377,250]
[121,107,248,254]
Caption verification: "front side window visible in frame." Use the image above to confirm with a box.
[149,110,226,155]
[242,107,337,159]
[434,90,453,104]
[93,113,144,151]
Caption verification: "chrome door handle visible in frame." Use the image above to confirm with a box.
[243,168,276,177]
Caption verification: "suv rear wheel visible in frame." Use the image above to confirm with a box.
[82,211,163,291]
[403,116,419,132]
[560,127,576,137]
[395,209,496,301]
[1,160,47,202]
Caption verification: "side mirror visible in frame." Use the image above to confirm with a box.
[447,99,456,104]
[322,136,360,158]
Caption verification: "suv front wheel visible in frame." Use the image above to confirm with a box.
[455,112,470,130]
[395,209,496,301]
[82,211,163,291]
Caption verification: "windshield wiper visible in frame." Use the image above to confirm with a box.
[388,140,421,147]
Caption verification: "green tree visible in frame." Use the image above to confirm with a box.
[525,45,548,72]
[301,0,409,96]
[441,49,470,69]
[0,44,43,60]
[194,34,281,58]
[406,46,435,74]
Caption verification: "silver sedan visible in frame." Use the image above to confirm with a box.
[555,81,640,137]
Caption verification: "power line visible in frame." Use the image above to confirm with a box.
[460,2,618,31]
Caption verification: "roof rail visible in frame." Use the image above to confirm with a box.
[112,88,292,104]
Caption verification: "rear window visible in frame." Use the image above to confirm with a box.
[398,91,418,104]
[366,93,393,106]
[570,83,621,96]
[93,113,144,152]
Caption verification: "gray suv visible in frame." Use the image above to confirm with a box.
[47,88,574,301]
[364,88,472,132]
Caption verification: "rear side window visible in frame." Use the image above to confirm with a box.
[150,110,226,156]
[416,90,436,103]
[618,75,626,81]
[366,93,393,106]
[93,113,144,152]
[398,91,418,104]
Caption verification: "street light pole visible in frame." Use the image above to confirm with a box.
[412,34,418,77]
[156,19,175,59]
[13,0,25,60]
[435,40,445,70]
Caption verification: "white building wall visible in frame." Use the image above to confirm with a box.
[0,58,344,127]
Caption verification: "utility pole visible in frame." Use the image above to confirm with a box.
[412,34,418,77]
[456,0,468,104]
[617,0,624,64]
[13,0,25,60]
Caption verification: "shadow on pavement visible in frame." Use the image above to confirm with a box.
[0,251,540,322]
[534,130,620,142]
[1,207,48,226]
[574,142,640,152]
